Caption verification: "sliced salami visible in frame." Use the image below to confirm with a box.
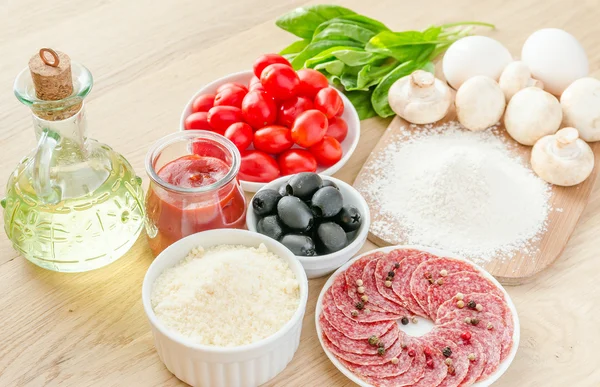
[427,272,503,320]
[363,258,408,316]
[322,332,404,366]
[345,253,387,313]
[321,289,394,340]
[457,334,486,386]
[375,249,422,307]
[428,328,472,387]
[332,272,396,322]
[319,313,399,355]
[358,343,427,387]
[410,258,478,317]
[410,338,448,387]
[436,293,509,324]
[392,252,432,317]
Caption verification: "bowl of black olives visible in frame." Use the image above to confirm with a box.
[246,172,370,279]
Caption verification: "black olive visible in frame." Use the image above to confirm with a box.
[346,230,358,243]
[256,215,285,240]
[321,179,339,190]
[280,234,317,256]
[252,189,281,217]
[277,196,314,231]
[311,186,343,218]
[336,205,362,231]
[278,183,288,197]
[316,222,347,254]
[286,172,323,200]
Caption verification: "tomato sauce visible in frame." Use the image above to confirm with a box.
[146,154,246,256]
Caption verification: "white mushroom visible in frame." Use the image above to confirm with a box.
[531,127,595,186]
[388,70,452,124]
[560,77,600,142]
[498,61,543,101]
[504,87,562,145]
[455,76,505,131]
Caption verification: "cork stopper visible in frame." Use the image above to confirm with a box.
[29,48,81,120]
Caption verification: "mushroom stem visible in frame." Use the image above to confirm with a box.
[552,127,581,159]
[409,71,436,99]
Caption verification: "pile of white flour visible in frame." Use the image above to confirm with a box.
[364,122,552,263]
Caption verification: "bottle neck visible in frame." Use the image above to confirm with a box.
[32,104,87,154]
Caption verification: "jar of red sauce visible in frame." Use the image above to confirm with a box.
[145,131,247,255]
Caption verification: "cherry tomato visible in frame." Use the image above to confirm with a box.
[278,149,317,175]
[326,117,348,142]
[239,150,280,183]
[224,122,253,151]
[309,136,343,167]
[207,106,244,134]
[241,90,277,129]
[253,125,293,154]
[277,96,314,128]
[291,109,328,147]
[214,86,247,108]
[336,101,344,116]
[248,76,262,90]
[253,54,292,78]
[184,112,212,130]
[192,94,215,113]
[297,69,329,99]
[260,64,299,100]
[314,87,343,119]
[216,82,248,93]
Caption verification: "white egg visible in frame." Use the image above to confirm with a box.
[442,36,513,90]
[521,28,589,96]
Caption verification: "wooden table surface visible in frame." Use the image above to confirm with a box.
[1,0,599,386]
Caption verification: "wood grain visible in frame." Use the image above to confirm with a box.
[0,0,599,386]
[354,114,600,285]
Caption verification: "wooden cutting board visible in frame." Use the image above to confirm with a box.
[354,114,600,285]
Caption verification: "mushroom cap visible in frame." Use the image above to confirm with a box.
[504,87,562,145]
[442,36,513,90]
[531,127,595,186]
[560,77,600,142]
[498,61,543,101]
[388,70,452,125]
[455,75,505,131]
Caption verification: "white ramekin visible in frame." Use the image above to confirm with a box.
[247,175,370,279]
[141,229,309,387]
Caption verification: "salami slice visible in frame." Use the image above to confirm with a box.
[357,341,427,387]
[363,258,408,316]
[457,334,486,386]
[322,331,404,366]
[319,314,399,355]
[410,258,478,317]
[411,338,448,387]
[345,253,388,313]
[332,272,396,322]
[392,252,433,317]
[427,329,471,387]
[427,272,503,320]
[436,293,509,324]
[375,249,422,307]
[321,289,394,340]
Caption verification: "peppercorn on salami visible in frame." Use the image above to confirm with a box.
[318,248,515,387]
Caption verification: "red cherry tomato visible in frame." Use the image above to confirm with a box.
[248,76,262,90]
[314,87,343,119]
[216,82,248,93]
[297,69,329,99]
[239,150,280,183]
[336,101,344,116]
[260,63,299,100]
[277,96,314,128]
[278,149,317,175]
[253,54,292,78]
[326,117,348,142]
[207,106,244,134]
[184,112,212,130]
[214,86,247,108]
[192,94,215,113]
[224,122,253,151]
[241,90,277,129]
[253,125,293,154]
[291,109,328,147]
[309,136,343,167]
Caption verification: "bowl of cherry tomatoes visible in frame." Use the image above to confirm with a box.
[179,54,360,192]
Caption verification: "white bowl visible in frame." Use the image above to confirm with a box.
[246,175,370,279]
[315,245,520,387]
[142,229,309,387]
[179,70,361,192]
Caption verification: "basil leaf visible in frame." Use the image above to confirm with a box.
[366,30,443,61]
[344,89,377,120]
[314,60,345,76]
[371,61,419,117]
[291,40,363,70]
[332,50,384,66]
[305,46,363,68]
[280,39,310,55]
[333,14,390,32]
[275,5,356,39]
[356,58,398,90]
[313,23,377,44]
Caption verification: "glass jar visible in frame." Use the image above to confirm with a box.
[145,131,247,255]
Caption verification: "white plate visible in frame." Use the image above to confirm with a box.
[315,245,520,387]
[179,70,361,192]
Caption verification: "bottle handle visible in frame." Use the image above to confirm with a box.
[33,129,61,204]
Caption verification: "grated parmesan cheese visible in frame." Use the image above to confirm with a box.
[151,243,300,347]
